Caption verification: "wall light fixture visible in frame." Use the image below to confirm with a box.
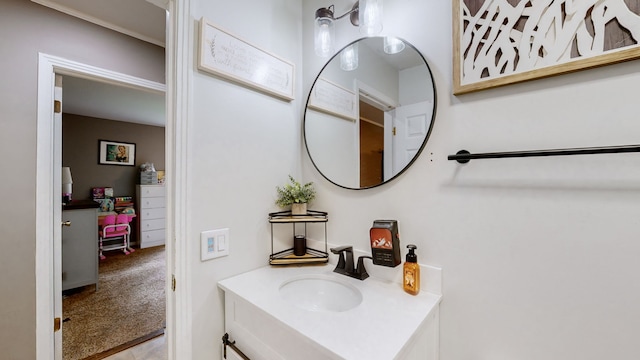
[314,0,383,57]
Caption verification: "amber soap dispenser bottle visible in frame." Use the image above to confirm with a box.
[403,244,420,295]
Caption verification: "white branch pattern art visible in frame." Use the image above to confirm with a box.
[460,0,640,85]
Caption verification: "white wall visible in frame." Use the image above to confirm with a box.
[302,1,640,360]
[8,0,638,358]
[399,65,433,105]
[186,1,302,358]
[306,110,359,187]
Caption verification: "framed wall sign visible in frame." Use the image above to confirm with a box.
[98,140,136,166]
[453,0,640,95]
[198,18,295,101]
[308,77,358,121]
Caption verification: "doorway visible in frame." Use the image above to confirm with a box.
[60,74,166,358]
[359,101,384,188]
[35,53,171,360]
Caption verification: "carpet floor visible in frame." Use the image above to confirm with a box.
[62,246,166,360]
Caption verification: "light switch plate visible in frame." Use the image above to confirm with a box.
[201,228,229,261]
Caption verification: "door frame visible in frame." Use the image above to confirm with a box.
[36,1,192,358]
[35,53,164,359]
[164,0,192,358]
[34,54,184,360]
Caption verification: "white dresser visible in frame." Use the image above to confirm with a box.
[136,185,166,248]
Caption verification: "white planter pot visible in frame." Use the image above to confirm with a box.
[291,203,307,215]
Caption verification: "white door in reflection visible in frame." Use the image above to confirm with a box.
[391,101,432,175]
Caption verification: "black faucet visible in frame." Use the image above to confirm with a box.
[329,246,373,280]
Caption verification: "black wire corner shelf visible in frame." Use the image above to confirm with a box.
[268,209,328,266]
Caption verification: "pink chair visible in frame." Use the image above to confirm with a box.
[99,214,134,260]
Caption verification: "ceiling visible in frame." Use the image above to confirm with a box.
[62,76,166,127]
[361,38,425,71]
[32,0,167,127]
[32,0,166,46]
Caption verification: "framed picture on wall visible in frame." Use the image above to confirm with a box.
[452,0,640,94]
[98,140,136,166]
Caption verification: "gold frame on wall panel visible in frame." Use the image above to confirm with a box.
[452,0,640,95]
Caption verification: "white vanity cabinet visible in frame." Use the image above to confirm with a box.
[396,309,440,360]
[223,291,341,360]
[136,185,166,248]
[219,264,442,360]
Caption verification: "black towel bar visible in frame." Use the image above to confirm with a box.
[222,333,251,360]
[448,145,640,163]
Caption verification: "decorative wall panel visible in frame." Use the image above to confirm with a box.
[453,0,640,94]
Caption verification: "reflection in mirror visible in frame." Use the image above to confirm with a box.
[304,37,437,189]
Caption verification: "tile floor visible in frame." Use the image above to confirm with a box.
[102,335,167,360]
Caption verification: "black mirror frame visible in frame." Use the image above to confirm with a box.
[303,37,438,190]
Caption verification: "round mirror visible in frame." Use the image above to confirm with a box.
[304,37,437,190]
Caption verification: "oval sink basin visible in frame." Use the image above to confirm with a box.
[279,275,363,312]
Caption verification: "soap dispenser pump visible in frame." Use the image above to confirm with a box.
[403,244,420,295]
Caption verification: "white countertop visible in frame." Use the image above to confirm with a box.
[218,263,442,360]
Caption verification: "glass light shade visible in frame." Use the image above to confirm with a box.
[359,0,383,36]
[314,16,335,57]
[384,36,405,54]
[340,43,358,71]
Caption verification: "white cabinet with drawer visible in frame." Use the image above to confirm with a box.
[136,185,166,248]
[62,207,98,291]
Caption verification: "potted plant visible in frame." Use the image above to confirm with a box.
[275,175,316,215]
